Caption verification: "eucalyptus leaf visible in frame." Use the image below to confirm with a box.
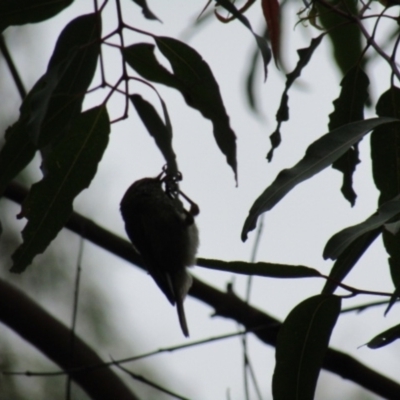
[11,106,110,273]
[273,295,341,400]
[242,117,399,241]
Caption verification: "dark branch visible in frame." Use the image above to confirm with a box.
[4,181,400,399]
[0,277,139,400]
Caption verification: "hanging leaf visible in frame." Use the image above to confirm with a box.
[242,118,398,241]
[367,323,400,349]
[197,258,321,278]
[0,0,74,32]
[315,0,362,75]
[272,295,341,400]
[324,195,400,261]
[0,13,100,197]
[38,13,101,148]
[371,87,400,298]
[124,38,237,182]
[131,0,161,22]
[0,122,36,198]
[322,229,380,294]
[267,35,323,161]
[215,0,271,80]
[11,106,110,273]
[130,94,178,175]
[329,67,369,206]
[261,0,280,63]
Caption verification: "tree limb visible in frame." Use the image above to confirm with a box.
[0,277,139,400]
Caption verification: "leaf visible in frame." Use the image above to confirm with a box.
[322,229,380,294]
[0,0,74,32]
[242,117,399,241]
[324,195,400,260]
[0,122,36,197]
[38,13,101,148]
[367,323,400,349]
[272,295,341,400]
[315,0,362,75]
[131,0,161,21]
[130,94,178,175]
[124,38,237,182]
[384,286,400,316]
[371,87,400,293]
[0,13,100,197]
[197,259,321,278]
[11,106,110,273]
[261,0,280,63]
[267,35,323,161]
[215,0,271,80]
[329,67,369,205]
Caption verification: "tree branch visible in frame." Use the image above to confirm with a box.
[4,181,400,399]
[0,277,139,400]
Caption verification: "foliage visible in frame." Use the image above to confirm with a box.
[1,0,400,399]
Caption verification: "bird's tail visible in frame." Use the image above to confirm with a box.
[176,299,189,337]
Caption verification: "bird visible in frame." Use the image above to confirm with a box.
[120,174,199,337]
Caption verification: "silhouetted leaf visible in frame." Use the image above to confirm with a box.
[384,286,400,316]
[197,259,321,278]
[372,87,400,294]
[243,118,398,241]
[315,0,362,75]
[272,295,341,400]
[130,94,178,175]
[0,0,74,32]
[38,13,101,148]
[0,122,36,197]
[0,13,100,196]
[124,38,237,182]
[322,229,380,294]
[267,35,323,161]
[261,0,280,63]
[367,323,400,349]
[131,0,161,21]
[324,195,400,260]
[329,67,369,205]
[215,0,271,80]
[11,106,110,273]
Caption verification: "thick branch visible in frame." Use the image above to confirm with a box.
[0,278,138,400]
[4,182,400,399]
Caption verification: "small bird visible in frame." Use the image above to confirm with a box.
[120,173,199,337]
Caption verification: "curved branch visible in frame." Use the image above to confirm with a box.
[4,181,400,399]
[0,277,139,400]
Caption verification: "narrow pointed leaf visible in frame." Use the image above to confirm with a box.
[384,286,400,316]
[367,323,400,349]
[11,106,110,273]
[371,87,400,293]
[242,117,399,241]
[0,122,36,197]
[130,94,178,175]
[324,195,400,260]
[261,0,280,63]
[322,229,380,294]
[272,295,341,400]
[268,35,323,161]
[124,40,237,181]
[329,67,369,205]
[197,259,321,278]
[0,0,74,32]
[215,0,271,79]
[38,13,101,148]
[0,13,100,197]
[131,0,161,21]
[316,0,362,75]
